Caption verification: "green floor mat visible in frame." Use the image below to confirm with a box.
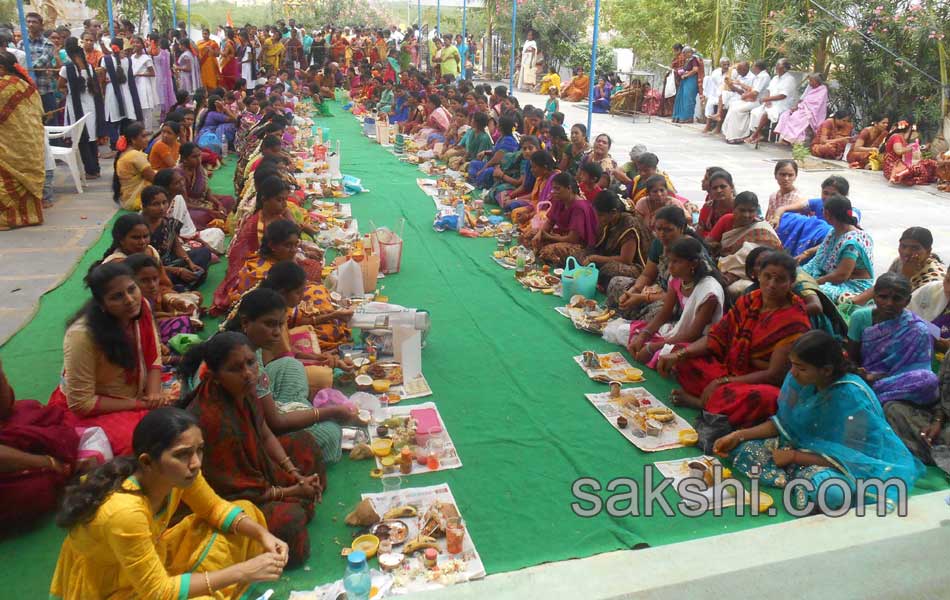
[1,104,945,599]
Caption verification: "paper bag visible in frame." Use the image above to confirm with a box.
[361,254,381,292]
[335,259,364,298]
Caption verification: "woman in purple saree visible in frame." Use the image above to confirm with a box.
[848,273,939,406]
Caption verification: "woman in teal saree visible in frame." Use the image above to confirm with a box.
[713,330,923,513]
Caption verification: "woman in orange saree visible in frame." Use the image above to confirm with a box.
[0,52,44,229]
[197,29,221,90]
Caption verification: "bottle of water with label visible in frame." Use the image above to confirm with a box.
[343,550,371,600]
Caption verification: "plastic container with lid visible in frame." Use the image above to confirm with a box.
[343,550,372,600]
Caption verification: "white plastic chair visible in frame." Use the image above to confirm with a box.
[45,113,89,193]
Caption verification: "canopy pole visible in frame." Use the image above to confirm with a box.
[15,0,33,80]
[107,0,115,38]
[508,0,516,92]
[460,0,467,79]
[586,0,601,135]
[172,0,177,30]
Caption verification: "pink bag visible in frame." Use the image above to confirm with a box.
[530,200,552,231]
[312,388,355,410]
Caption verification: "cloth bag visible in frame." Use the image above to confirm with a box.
[530,200,552,231]
[375,222,405,274]
[561,256,599,300]
[694,410,732,454]
[76,426,114,466]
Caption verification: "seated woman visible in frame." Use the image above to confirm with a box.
[487,135,538,209]
[49,407,285,600]
[560,68,590,102]
[140,186,210,290]
[213,176,294,316]
[658,252,811,427]
[695,168,736,239]
[909,270,950,350]
[744,248,848,339]
[883,119,938,186]
[634,174,689,228]
[579,133,616,189]
[48,263,167,456]
[224,288,354,464]
[559,124,590,177]
[801,195,874,303]
[440,112,493,167]
[607,205,697,322]
[0,358,79,529]
[510,150,560,228]
[885,352,950,469]
[850,227,945,308]
[413,94,452,147]
[126,253,201,346]
[577,190,652,286]
[180,332,324,567]
[114,122,156,211]
[846,115,889,169]
[591,76,612,113]
[765,160,804,225]
[773,73,829,145]
[771,175,850,258]
[809,110,854,160]
[848,273,939,406]
[528,172,598,267]
[197,94,239,151]
[707,191,783,296]
[147,121,182,170]
[99,214,174,296]
[538,66,561,95]
[468,115,519,189]
[713,330,923,514]
[627,237,725,367]
[177,143,235,231]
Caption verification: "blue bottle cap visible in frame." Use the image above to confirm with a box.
[348,550,367,565]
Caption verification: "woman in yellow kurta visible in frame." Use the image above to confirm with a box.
[0,50,45,227]
[50,407,288,600]
[538,67,561,95]
[197,29,221,90]
[262,30,285,73]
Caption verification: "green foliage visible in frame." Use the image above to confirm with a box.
[0,0,15,27]
[566,40,616,74]
[793,142,809,161]
[603,0,717,67]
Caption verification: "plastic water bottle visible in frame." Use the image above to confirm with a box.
[455,201,465,232]
[343,550,371,600]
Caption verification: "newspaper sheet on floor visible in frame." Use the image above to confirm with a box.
[584,389,695,452]
[369,402,462,476]
[652,455,773,512]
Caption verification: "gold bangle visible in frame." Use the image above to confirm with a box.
[204,572,214,596]
[231,512,248,532]
[313,407,320,422]
[47,455,56,470]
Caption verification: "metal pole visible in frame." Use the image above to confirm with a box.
[187,0,191,42]
[107,0,115,38]
[15,0,33,80]
[586,0,601,135]
[460,0,467,79]
[508,0,516,92]
[436,0,440,36]
[147,0,153,34]
[172,0,177,30]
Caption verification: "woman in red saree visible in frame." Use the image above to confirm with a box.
[0,359,79,528]
[48,262,168,456]
[696,168,735,238]
[219,27,240,90]
[180,331,324,567]
[658,252,810,427]
[212,175,293,315]
[883,119,937,186]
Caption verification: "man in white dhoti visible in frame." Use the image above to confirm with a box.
[710,61,755,134]
[721,59,770,143]
[747,58,798,144]
[702,57,730,133]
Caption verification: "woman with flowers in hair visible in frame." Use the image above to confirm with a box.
[882,119,938,186]
[0,49,45,228]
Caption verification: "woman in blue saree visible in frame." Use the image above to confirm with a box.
[468,115,519,189]
[801,195,874,303]
[591,76,613,114]
[847,273,939,406]
[671,47,700,123]
[772,176,854,259]
[714,330,924,513]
